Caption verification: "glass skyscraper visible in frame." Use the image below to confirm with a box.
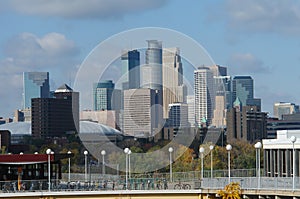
[23,72,50,109]
[93,80,115,111]
[232,76,254,106]
[121,49,140,90]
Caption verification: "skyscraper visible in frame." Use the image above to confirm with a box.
[162,47,186,119]
[23,72,50,109]
[168,103,188,128]
[194,66,214,126]
[123,88,157,137]
[141,40,163,90]
[121,49,140,90]
[93,80,115,111]
[232,76,254,106]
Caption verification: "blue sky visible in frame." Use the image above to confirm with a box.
[1,0,300,117]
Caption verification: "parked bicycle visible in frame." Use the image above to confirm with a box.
[174,179,191,190]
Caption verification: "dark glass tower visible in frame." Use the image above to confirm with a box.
[23,72,50,109]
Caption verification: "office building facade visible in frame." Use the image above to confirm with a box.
[121,49,140,90]
[226,104,267,143]
[23,72,50,109]
[93,80,115,111]
[31,84,79,138]
[273,102,299,119]
[162,47,186,119]
[167,103,188,128]
[194,66,214,126]
[123,88,157,137]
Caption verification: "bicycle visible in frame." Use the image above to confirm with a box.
[174,179,191,190]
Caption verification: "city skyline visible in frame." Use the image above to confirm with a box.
[1,1,300,117]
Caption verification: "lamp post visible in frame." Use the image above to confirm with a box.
[124,148,130,189]
[84,150,88,182]
[168,147,174,182]
[226,144,232,184]
[128,150,132,179]
[254,142,262,189]
[210,145,214,179]
[101,150,106,176]
[67,151,71,182]
[290,136,296,191]
[46,148,52,192]
[199,147,205,181]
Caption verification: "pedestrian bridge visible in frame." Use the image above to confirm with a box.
[0,189,299,199]
[1,177,300,199]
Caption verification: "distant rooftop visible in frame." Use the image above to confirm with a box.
[55,84,73,93]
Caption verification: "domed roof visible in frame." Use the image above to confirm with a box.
[0,122,31,135]
[0,121,121,136]
[79,121,121,135]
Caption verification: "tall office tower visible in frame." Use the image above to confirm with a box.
[194,66,214,126]
[232,76,253,106]
[168,103,188,128]
[31,84,79,138]
[211,75,232,127]
[121,49,140,90]
[123,88,157,137]
[273,102,299,119]
[140,40,163,131]
[23,72,50,109]
[93,80,115,111]
[162,47,186,119]
[187,95,195,127]
[141,40,163,90]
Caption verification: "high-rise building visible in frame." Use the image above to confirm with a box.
[162,48,186,119]
[194,66,214,126]
[31,84,79,138]
[123,88,157,137]
[187,95,195,127]
[226,104,267,143]
[23,72,50,109]
[273,102,299,119]
[141,40,163,91]
[93,80,115,111]
[168,103,188,128]
[121,50,140,90]
[232,76,261,107]
[211,76,231,127]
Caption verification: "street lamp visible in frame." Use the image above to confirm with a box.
[84,150,88,182]
[67,151,71,182]
[199,147,205,180]
[168,147,174,182]
[46,148,52,192]
[254,142,262,189]
[290,136,296,191]
[210,145,214,179]
[128,150,132,179]
[101,150,106,176]
[124,148,130,189]
[226,144,232,184]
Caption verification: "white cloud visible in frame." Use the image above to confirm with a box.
[227,53,270,74]
[2,0,168,19]
[224,0,300,35]
[4,33,79,69]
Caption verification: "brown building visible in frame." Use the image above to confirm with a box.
[226,98,267,143]
[31,84,79,138]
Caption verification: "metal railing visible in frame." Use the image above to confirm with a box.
[0,169,298,193]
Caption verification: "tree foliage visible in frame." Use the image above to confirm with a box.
[217,182,241,199]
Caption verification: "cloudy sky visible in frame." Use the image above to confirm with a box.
[1,0,300,117]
